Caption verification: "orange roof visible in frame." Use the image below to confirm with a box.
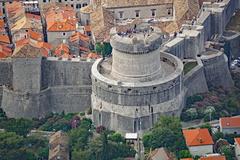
[0,35,10,44]
[15,38,51,57]
[54,43,70,57]
[182,129,214,147]
[26,13,41,21]
[0,19,4,29]
[235,138,240,146]
[28,30,43,41]
[80,46,89,52]
[46,6,77,32]
[0,45,12,58]
[199,155,226,160]
[87,52,100,59]
[70,32,89,42]
[180,158,193,160]
[220,117,240,128]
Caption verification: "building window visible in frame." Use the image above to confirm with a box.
[58,0,61,2]
[82,3,87,7]
[62,32,66,36]
[71,4,74,8]
[43,0,46,2]
[151,9,156,17]
[76,4,81,9]
[168,9,171,15]
[99,113,102,124]
[119,11,124,19]
[135,10,140,18]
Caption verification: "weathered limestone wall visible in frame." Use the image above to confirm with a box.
[12,58,42,93]
[92,91,185,134]
[201,50,234,89]
[223,31,240,58]
[0,59,12,86]
[1,57,94,118]
[197,11,211,41]
[50,85,92,113]
[44,58,93,86]
[0,59,12,105]
[184,59,209,97]
[1,87,50,118]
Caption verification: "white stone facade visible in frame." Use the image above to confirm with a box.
[189,145,213,157]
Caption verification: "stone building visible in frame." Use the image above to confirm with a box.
[183,128,214,156]
[91,26,184,133]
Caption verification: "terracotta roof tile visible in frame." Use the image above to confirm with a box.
[15,38,51,57]
[235,138,240,146]
[180,158,193,160]
[28,30,43,41]
[199,155,226,160]
[54,43,70,57]
[0,35,10,44]
[70,32,89,42]
[183,129,214,147]
[87,52,100,59]
[220,117,240,128]
[45,6,77,32]
[0,45,12,58]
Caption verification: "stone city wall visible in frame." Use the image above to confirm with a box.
[0,59,12,86]
[50,85,92,114]
[1,86,51,118]
[201,50,234,89]
[12,58,42,93]
[184,59,208,97]
[44,58,93,86]
[223,31,240,58]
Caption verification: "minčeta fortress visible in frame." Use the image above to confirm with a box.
[0,0,240,133]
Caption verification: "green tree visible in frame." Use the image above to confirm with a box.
[143,116,186,157]
[219,145,234,160]
[0,118,36,136]
[179,150,192,159]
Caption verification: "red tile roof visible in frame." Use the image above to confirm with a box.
[235,138,240,146]
[46,6,77,32]
[0,45,12,58]
[28,30,43,41]
[70,32,89,42]
[15,38,51,57]
[180,158,193,160]
[220,117,240,128]
[54,43,71,58]
[183,129,214,147]
[199,155,226,160]
[0,35,10,44]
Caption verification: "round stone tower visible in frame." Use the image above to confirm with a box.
[110,26,162,82]
[91,25,184,134]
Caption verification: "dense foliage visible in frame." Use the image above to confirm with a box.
[143,116,187,158]
[0,132,48,160]
[181,88,240,122]
[69,119,135,160]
